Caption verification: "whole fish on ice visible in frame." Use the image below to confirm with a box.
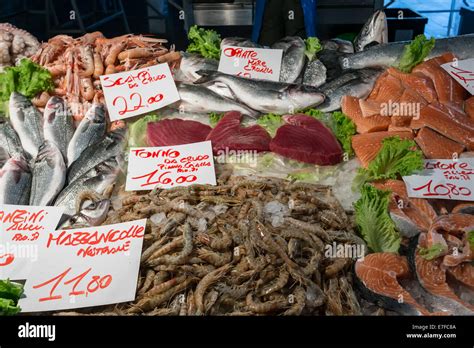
[0,156,31,205]
[272,36,306,83]
[43,96,74,162]
[354,10,388,52]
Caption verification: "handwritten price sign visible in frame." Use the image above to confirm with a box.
[126,141,216,191]
[0,205,64,279]
[441,58,474,95]
[403,159,474,201]
[218,45,283,82]
[19,219,146,312]
[100,63,180,121]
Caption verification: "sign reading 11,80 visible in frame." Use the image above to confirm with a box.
[100,63,180,121]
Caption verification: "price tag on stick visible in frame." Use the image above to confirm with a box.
[403,159,474,201]
[100,63,180,121]
[19,219,146,312]
[125,141,216,191]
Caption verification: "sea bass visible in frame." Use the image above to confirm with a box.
[178,52,218,82]
[55,157,120,216]
[171,83,259,117]
[58,197,110,229]
[0,147,10,168]
[354,10,388,52]
[0,156,31,205]
[341,34,474,70]
[43,96,74,162]
[67,127,125,184]
[67,103,106,166]
[0,116,24,158]
[318,68,383,112]
[194,70,325,114]
[29,141,66,206]
[303,59,327,88]
[272,36,306,83]
[9,92,44,159]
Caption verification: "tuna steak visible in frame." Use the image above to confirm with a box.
[269,114,342,165]
[206,111,271,155]
[147,119,212,147]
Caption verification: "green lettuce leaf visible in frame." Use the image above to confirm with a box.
[287,171,318,181]
[354,137,423,189]
[418,243,446,261]
[186,26,222,60]
[0,298,21,316]
[398,34,435,73]
[256,113,282,137]
[209,112,224,127]
[304,37,323,61]
[0,279,23,316]
[129,114,161,147]
[354,185,401,253]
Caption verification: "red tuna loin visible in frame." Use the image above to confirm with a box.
[269,114,343,165]
[147,119,212,146]
[206,111,271,155]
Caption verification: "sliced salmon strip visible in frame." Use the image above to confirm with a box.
[387,67,437,103]
[367,71,389,100]
[415,127,465,159]
[437,103,474,130]
[447,263,474,289]
[359,99,382,118]
[355,253,433,315]
[352,131,414,167]
[465,96,474,119]
[430,213,474,236]
[412,54,468,109]
[388,125,412,132]
[415,234,474,313]
[372,75,404,104]
[398,87,428,107]
[341,96,391,134]
[391,116,412,127]
[410,104,474,150]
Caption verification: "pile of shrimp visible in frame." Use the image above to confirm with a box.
[55,170,365,316]
[31,31,181,121]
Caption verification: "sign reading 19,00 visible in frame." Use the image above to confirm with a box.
[99,63,180,121]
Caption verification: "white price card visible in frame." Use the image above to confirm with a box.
[125,141,216,191]
[218,45,283,82]
[441,58,474,95]
[0,205,64,280]
[19,219,146,312]
[403,159,474,201]
[100,63,180,121]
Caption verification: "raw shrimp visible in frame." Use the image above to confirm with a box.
[195,264,231,314]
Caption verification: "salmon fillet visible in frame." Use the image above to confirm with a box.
[359,99,382,118]
[447,263,474,289]
[388,125,413,132]
[367,71,389,100]
[398,87,428,107]
[352,131,414,167]
[412,54,468,109]
[372,179,437,233]
[355,253,432,315]
[410,104,474,150]
[387,67,437,103]
[371,75,404,104]
[415,127,465,159]
[415,238,474,313]
[465,96,474,119]
[341,96,391,133]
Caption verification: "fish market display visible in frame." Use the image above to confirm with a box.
[171,83,258,117]
[56,174,365,316]
[31,32,181,119]
[194,70,325,114]
[270,114,343,165]
[0,23,40,69]
[177,52,218,82]
[341,34,474,70]
[147,119,212,147]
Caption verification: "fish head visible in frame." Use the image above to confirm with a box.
[354,10,388,52]
[287,85,325,109]
[0,156,30,182]
[35,141,64,167]
[0,146,10,169]
[44,96,68,123]
[73,198,110,227]
[9,92,30,121]
[85,103,106,123]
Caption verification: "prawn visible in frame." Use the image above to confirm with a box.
[195,264,231,315]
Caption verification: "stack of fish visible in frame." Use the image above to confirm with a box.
[0,92,125,220]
